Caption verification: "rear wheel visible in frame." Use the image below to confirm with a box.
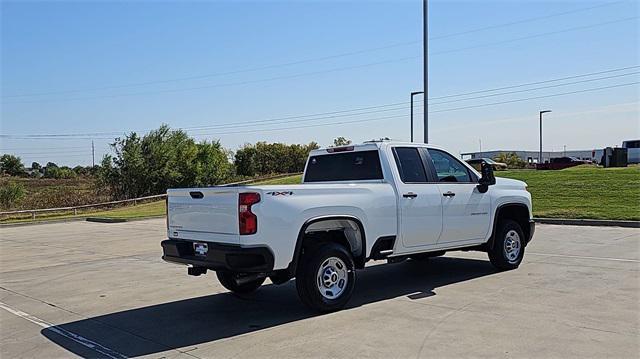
[296,242,356,312]
[216,271,265,295]
[488,219,525,270]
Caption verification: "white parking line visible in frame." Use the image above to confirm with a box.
[528,252,640,263]
[0,301,128,359]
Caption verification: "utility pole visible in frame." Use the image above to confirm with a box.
[423,0,429,143]
[410,91,424,142]
[539,110,551,163]
[563,145,567,156]
[479,139,482,158]
[92,140,95,167]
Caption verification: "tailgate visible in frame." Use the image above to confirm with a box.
[167,187,240,244]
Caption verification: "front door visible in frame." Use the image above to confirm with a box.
[392,147,443,249]
[425,149,492,244]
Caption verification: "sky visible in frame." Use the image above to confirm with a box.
[1,0,639,166]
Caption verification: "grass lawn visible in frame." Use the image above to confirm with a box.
[4,165,637,224]
[498,165,639,221]
[253,165,640,221]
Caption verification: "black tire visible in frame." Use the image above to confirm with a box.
[296,242,356,312]
[216,271,265,295]
[488,219,525,271]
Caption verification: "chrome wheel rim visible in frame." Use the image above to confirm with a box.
[316,257,348,300]
[503,230,521,263]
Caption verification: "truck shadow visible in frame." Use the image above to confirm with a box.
[42,256,496,358]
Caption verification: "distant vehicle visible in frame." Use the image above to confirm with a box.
[465,157,508,171]
[162,141,534,312]
[549,156,589,164]
[622,140,640,164]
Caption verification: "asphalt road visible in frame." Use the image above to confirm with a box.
[1,219,638,358]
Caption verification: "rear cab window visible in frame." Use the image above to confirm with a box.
[304,150,384,182]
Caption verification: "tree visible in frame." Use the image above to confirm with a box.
[332,137,352,146]
[97,125,235,199]
[234,141,319,177]
[0,154,25,176]
[494,152,526,169]
[31,162,42,171]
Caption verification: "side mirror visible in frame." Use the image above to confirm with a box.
[477,162,496,193]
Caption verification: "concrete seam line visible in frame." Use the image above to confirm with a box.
[527,252,640,263]
[0,302,128,359]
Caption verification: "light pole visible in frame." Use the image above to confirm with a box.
[410,91,424,142]
[423,0,428,143]
[539,110,552,163]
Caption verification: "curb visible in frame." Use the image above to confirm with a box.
[85,217,128,223]
[534,218,640,228]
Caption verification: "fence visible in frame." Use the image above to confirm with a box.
[0,172,301,221]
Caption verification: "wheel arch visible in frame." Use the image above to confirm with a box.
[488,203,532,249]
[287,215,367,276]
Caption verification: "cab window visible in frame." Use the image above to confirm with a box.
[427,149,473,183]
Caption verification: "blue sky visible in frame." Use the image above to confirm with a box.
[1,0,638,166]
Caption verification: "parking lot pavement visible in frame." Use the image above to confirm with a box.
[0,219,638,359]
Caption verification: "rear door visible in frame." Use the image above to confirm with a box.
[167,187,240,244]
[424,149,492,244]
[391,147,443,249]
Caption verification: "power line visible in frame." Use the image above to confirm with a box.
[2,56,420,104]
[430,71,639,105]
[182,82,640,136]
[3,17,636,105]
[430,16,637,56]
[429,1,624,40]
[2,67,637,139]
[430,81,639,114]
[3,1,623,99]
[429,65,640,100]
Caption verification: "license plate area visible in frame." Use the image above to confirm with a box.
[193,242,208,256]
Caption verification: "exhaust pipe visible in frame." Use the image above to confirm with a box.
[235,273,266,286]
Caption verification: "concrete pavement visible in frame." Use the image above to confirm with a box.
[1,219,638,358]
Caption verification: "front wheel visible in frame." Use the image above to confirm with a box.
[296,242,356,312]
[488,219,525,270]
[216,271,265,295]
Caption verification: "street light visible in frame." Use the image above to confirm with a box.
[410,91,424,142]
[539,110,552,163]
[423,0,428,143]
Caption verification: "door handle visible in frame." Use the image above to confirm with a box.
[443,191,456,197]
[403,192,418,198]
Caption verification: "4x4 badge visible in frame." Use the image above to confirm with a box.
[266,191,293,196]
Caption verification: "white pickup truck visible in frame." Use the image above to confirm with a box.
[162,140,534,312]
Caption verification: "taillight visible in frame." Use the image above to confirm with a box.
[239,192,260,235]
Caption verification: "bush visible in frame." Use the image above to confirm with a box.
[0,182,26,208]
[494,152,527,169]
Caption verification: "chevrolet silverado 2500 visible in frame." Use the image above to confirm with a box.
[162,141,534,312]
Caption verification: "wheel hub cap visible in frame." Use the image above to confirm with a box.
[317,257,348,300]
[503,230,522,263]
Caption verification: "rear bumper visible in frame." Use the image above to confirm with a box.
[161,239,274,273]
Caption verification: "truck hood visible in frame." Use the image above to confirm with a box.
[495,177,527,189]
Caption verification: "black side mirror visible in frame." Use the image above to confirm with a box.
[477,162,496,193]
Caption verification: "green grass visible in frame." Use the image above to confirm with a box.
[4,165,637,224]
[0,200,166,224]
[497,165,640,221]
[254,174,303,185]
[249,166,640,221]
